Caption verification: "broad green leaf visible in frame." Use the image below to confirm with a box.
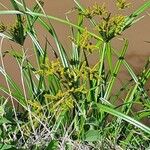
[45,140,58,150]
[85,130,101,142]
[0,144,14,150]
[0,117,11,125]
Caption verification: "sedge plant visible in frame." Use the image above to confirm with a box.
[0,0,150,149]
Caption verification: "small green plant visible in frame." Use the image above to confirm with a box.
[0,0,150,149]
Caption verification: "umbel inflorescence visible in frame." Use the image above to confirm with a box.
[78,0,131,42]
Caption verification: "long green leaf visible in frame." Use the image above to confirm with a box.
[123,1,150,30]
[97,103,150,134]
[0,10,103,42]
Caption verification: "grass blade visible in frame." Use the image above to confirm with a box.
[97,103,150,134]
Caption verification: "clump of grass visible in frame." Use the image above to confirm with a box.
[0,0,150,149]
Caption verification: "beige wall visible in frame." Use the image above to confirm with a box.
[0,0,150,87]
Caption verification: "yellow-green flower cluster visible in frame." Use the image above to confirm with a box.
[8,17,26,45]
[98,15,126,41]
[79,29,97,53]
[35,58,102,117]
[70,29,98,53]
[79,1,131,42]
[0,22,7,33]
[44,85,88,116]
[81,3,108,19]
[36,58,62,76]
[36,58,100,86]
[116,0,131,10]
[44,90,74,116]
[0,17,26,45]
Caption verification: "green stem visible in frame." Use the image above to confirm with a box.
[104,40,128,100]
[95,42,107,101]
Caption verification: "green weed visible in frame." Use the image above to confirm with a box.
[0,0,150,149]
